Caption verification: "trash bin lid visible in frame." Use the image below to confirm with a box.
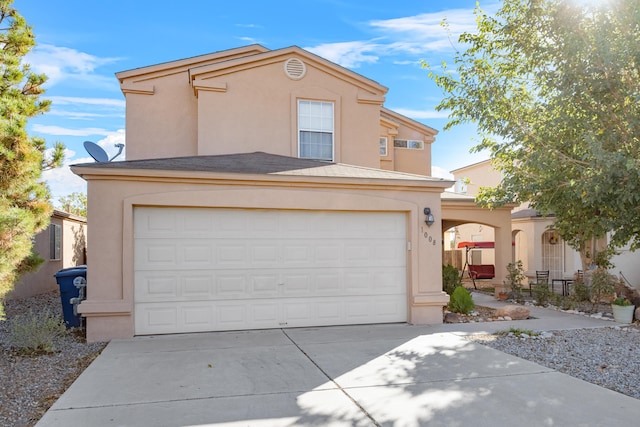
[54,265,87,278]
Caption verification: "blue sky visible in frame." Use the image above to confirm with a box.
[18,0,499,202]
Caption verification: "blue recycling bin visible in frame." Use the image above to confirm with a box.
[54,265,87,328]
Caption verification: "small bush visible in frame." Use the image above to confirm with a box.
[506,261,525,303]
[572,280,591,302]
[442,264,462,295]
[590,268,616,310]
[533,283,552,306]
[449,286,475,314]
[6,309,67,354]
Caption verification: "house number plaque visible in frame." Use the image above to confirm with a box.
[423,230,437,246]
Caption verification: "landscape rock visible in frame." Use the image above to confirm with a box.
[495,305,531,320]
[444,312,462,323]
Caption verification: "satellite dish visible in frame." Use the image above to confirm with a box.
[83,141,125,162]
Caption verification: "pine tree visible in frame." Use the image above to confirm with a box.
[0,0,64,311]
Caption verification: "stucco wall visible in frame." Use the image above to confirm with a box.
[9,213,87,300]
[77,171,449,342]
[119,46,436,178]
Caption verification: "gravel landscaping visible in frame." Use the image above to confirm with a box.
[467,325,640,400]
[0,291,106,427]
[1,291,638,426]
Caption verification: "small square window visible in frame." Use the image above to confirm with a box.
[393,139,424,150]
[379,137,388,156]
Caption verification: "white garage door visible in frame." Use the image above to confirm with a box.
[134,207,407,335]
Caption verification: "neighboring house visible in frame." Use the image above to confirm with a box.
[8,210,87,300]
[451,160,640,290]
[72,45,454,342]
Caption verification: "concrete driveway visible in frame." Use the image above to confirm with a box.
[37,317,640,427]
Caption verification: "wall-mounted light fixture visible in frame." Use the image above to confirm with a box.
[424,207,435,227]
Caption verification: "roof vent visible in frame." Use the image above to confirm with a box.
[284,57,306,80]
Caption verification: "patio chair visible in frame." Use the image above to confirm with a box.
[528,270,550,296]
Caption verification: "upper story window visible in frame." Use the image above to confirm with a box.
[393,139,424,150]
[379,137,388,156]
[298,100,334,161]
[50,223,61,260]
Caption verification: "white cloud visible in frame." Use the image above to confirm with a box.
[43,131,127,201]
[43,148,89,200]
[391,108,450,120]
[45,110,124,120]
[304,4,500,69]
[97,130,126,160]
[431,165,456,192]
[306,41,381,68]
[47,96,125,108]
[32,125,118,137]
[43,96,125,120]
[369,4,501,54]
[26,44,121,89]
[431,165,455,180]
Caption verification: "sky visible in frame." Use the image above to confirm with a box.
[17,0,500,204]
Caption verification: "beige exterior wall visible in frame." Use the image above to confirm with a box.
[451,159,501,195]
[442,198,513,291]
[380,109,435,176]
[117,45,435,177]
[75,167,450,342]
[76,45,459,342]
[9,211,87,300]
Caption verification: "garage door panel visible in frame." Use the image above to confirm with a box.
[183,305,212,328]
[136,274,179,299]
[135,293,408,335]
[134,208,407,335]
[250,275,280,295]
[252,245,280,264]
[217,275,248,296]
[251,302,280,325]
[182,276,212,296]
[136,265,404,303]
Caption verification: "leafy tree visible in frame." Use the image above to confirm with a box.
[0,0,64,310]
[58,192,87,217]
[426,0,640,268]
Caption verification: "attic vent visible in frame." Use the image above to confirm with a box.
[284,57,306,80]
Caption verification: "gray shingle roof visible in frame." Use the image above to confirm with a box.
[72,152,450,182]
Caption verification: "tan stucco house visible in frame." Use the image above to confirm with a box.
[9,210,87,299]
[451,159,640,291]
[72,45,454,342]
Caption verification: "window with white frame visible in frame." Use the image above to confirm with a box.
[379,137,388,156]
[298,100,334,161]
[50,223,61,260]
[393,139,424,150]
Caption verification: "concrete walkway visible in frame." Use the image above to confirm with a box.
[37,293,640,426]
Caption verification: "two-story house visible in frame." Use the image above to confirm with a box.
[72,44,457,342]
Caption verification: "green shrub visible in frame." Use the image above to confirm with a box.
[506,261,525,303]
[590,268,616,310]
[6,309,67,354]
[572,279,591,302]
[442,264,462,295]
[449,286,475,314]
[533,283,552,306]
